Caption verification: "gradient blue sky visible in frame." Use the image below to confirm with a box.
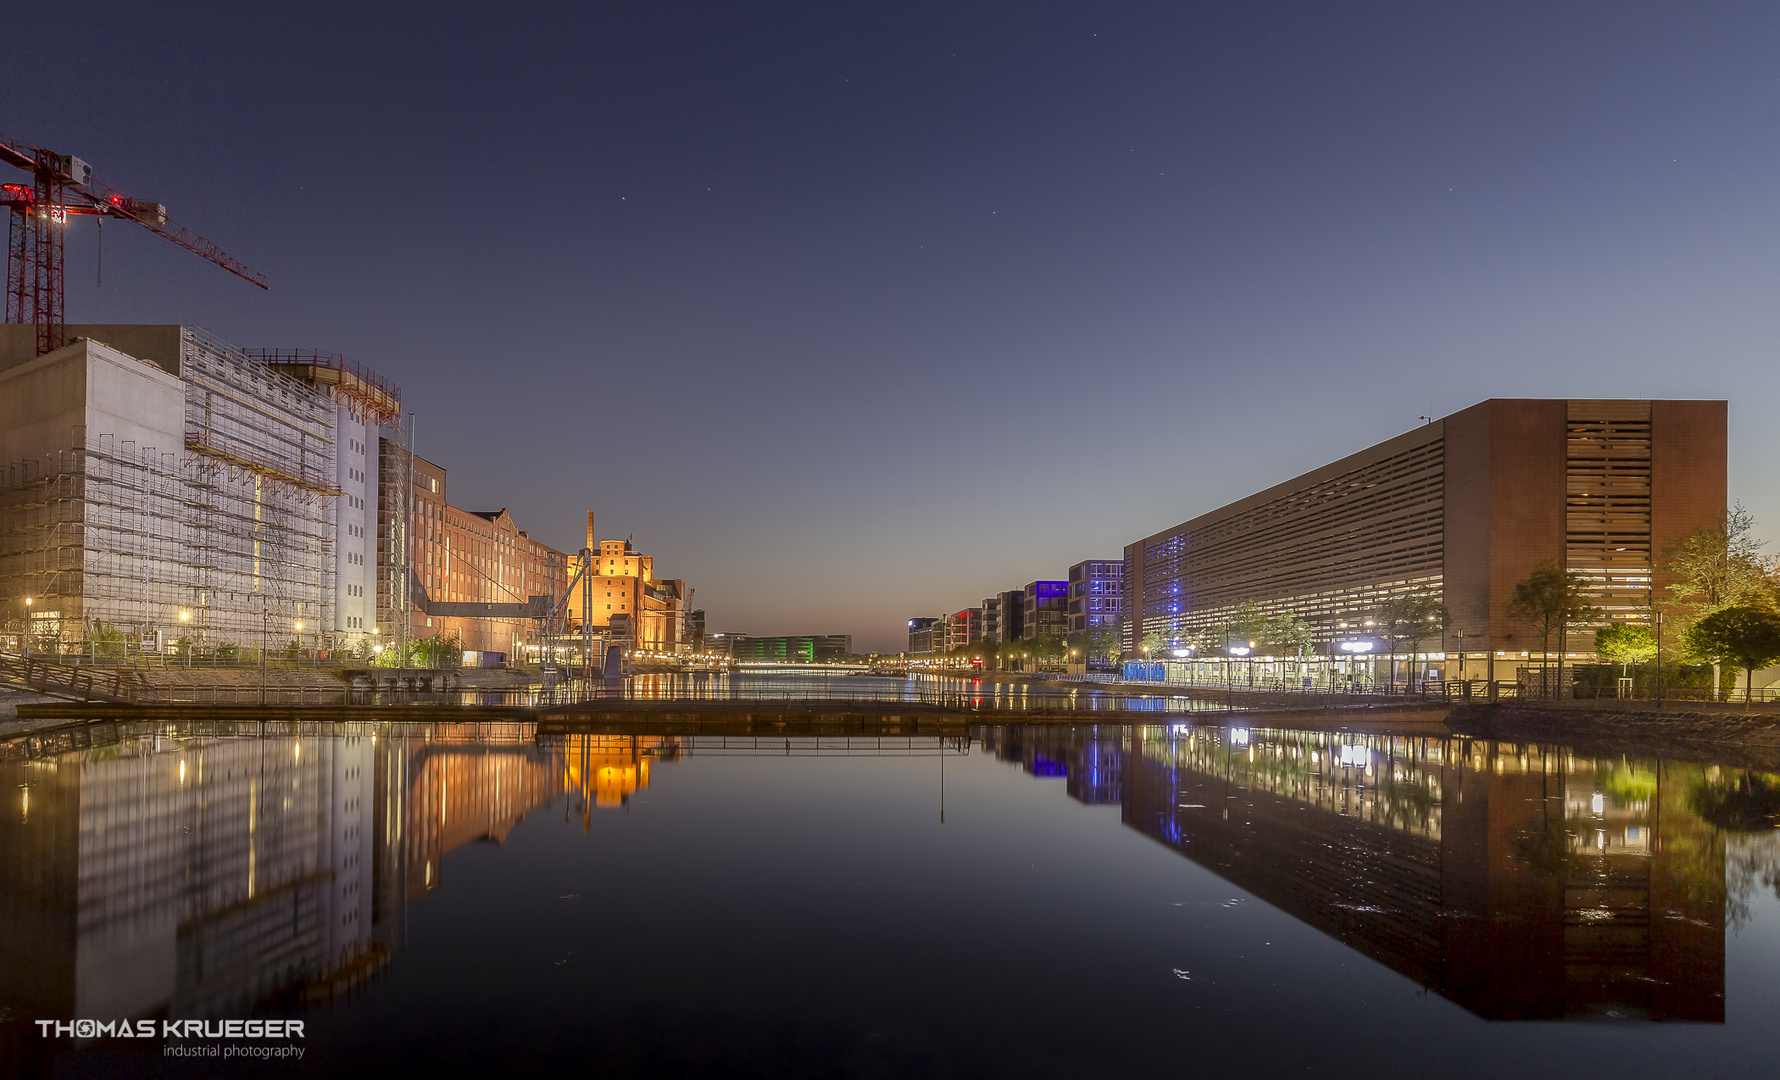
[7,1,1777,651]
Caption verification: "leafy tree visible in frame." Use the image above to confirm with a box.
[1595,623,1658,687]
[1661,504,1775,620]
[1027,634,1068,669]
[1505,560,1602,695]
[1260,613,1314,655]
[1377,590,1450,690]
[382,634,463,669]
[1083,624,1119,663]
[1139,631,1165,660]
[1688,770,1780,832]
[90,620,126,659]
[1226,602,1270,646]
[1685,606,1780,703]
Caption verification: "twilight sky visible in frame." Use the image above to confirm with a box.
[7,1,1779,652]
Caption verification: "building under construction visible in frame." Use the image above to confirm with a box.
[0,324,401,656]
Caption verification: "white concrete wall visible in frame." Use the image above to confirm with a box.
[0,338,183,468]
[331,405,379,642]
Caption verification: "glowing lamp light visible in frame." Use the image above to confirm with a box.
[1591,793,1605,814]
[1227,645,1251,656]
[1171,648,1192,657]
[1339,641,1374,653]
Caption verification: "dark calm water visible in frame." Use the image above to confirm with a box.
[4,718,1778,1078]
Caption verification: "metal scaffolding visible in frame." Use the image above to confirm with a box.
[0,327,338,655]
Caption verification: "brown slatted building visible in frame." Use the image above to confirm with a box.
[1124,399,1726,665]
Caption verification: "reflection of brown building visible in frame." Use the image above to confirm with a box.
[382,735,570,903]
[986,725,1726,1022]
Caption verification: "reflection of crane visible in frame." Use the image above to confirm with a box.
[2,133,267,357]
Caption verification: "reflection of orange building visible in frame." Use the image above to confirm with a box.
[563,735,682,824]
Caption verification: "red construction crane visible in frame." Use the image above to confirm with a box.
[1,133,267,357]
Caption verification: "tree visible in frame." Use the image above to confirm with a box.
[1260,612,1314,655]
[1377,590,1450,691]
[1225,602,1269,647]
[1504,560,1601,696]
[1660,504,1775,619]
[1084,623,1118,664]
[1685,606,1780,703]
[1594,623,1657,685]
[1140,631,1165,661]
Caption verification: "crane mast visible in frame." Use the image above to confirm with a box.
[1,134,267,356]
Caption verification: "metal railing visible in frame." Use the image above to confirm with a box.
[0,653,135,702]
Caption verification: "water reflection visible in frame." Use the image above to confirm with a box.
[0,723,598,1074]
[983,724,1760,1022]
[535,672,1227,712]
[3,717,1773,1076]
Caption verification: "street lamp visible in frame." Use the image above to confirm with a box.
[23,596,31,660]
[179,610,191,668]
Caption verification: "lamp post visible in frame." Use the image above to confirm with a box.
[23,596,31,660]
[179,609,191,668]
[295,621,304,668]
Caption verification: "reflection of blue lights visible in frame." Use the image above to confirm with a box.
[1032,753,1068,778]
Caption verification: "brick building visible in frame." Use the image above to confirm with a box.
[378,444,567,660]
[1123,399,1726,669]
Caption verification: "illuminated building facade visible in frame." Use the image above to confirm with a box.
[565,536,691,653]
[907,617,938,653]
[981,596,1003,643]
[1021,580,1068,640]
[1123,399,1726,667]
[943,609,982,651]
[379,445,569,659]
[729,634,853,662]
[0,325,397,655]
[995,590,1025,643]
[1067,560,1123,634]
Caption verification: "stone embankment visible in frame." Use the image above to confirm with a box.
[119,665,535,694]
[1448,701,1780,769]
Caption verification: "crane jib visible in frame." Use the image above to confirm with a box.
[1,130,270,353]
